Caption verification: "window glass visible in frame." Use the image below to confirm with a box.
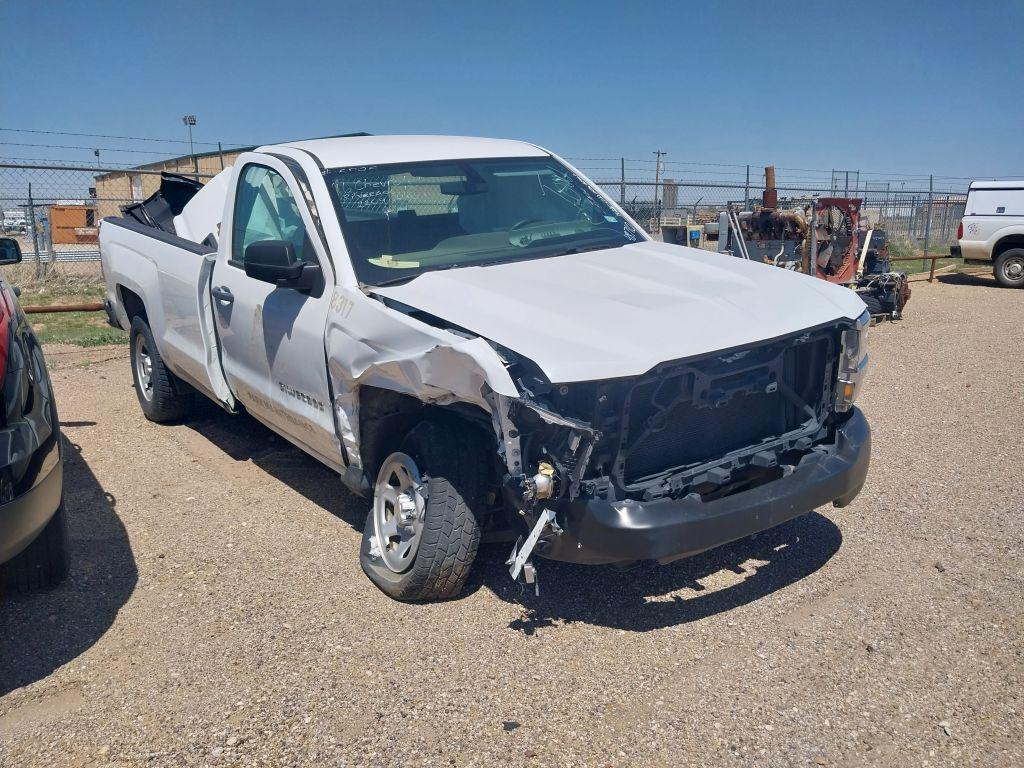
[324,156,642,286]
[231,165,311,265]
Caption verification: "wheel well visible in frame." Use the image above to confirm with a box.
[118,285,147,323]
[993,235,1024,259]
[357,386,497,483]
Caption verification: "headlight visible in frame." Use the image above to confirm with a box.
[834,309,869,412]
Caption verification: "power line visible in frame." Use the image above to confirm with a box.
[569,156,1012,183]
[568,156,753,170]
[0,126,223,147]
[0,141,191,156]
[0,155,140,167]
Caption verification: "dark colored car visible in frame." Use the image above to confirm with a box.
[0,237,67,594]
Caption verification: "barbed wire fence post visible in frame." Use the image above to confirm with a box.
[924,174,934,279]
[652,150,666,227]
[46,203,57,274]
[26,183,40,277]
[619,158,625,206]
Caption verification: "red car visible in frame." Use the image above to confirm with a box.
[0,237,67,594]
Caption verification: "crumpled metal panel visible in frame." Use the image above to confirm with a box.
[324,287,517,471]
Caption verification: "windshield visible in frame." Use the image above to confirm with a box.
[324,156,644,286]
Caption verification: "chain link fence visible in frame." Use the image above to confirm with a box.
[595,179,966,247]
[0,162,213,286]
[1,159,967,286]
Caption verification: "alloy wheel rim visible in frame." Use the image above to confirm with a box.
[1003,257,1024,281]
[372,453,427,573]
[134,334,154,401]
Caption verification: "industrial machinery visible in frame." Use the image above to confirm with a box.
[717,170,910,319]
[855,228,912,319]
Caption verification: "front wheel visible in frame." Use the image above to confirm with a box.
[994,249,1024,288]
[359,421,483,601]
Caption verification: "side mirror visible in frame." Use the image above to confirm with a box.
[243,240,320,292]
[0,238,23,266]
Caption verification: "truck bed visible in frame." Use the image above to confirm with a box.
[100,216,234,409]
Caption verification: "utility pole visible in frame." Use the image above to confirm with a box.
[94,149,101,170]
[652,150,667,226]
[183,115,198,177]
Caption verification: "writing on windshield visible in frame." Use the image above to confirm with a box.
[325,156,643,286]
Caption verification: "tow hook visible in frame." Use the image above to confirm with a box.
[506,508,562,596]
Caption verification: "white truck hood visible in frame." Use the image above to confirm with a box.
[374,241,866,383]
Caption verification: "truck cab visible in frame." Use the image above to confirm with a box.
[952,181,1024,287]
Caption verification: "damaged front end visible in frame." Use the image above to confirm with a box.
[490,318,871,577]
[352,292,869,589]
[488,390,597,591]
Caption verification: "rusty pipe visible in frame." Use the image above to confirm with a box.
[22,302,105,314]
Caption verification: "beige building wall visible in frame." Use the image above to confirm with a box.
[94,150,249,219]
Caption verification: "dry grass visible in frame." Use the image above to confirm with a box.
[0,262,125,346]
[1,261,104,296]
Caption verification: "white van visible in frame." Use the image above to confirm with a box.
[952,181,1024,287]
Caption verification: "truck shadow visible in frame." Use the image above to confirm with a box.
[936,272,997,288]
[479,511,842,633]
[184,400,368,529]
[0,438,137,697]
[180,402,842,631]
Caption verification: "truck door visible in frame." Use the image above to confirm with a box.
[211,159,345,471]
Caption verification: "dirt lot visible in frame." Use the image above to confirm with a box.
[1,274,1022,767]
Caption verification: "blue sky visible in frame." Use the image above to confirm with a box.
[2,1,1022,184]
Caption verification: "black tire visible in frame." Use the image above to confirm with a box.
[360,420,484,601]
[860,292,886,317]
[129,316,193,422]
[993,248,1024,288]
[0,501,70,594]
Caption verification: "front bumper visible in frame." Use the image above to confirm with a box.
[540,408,870,565]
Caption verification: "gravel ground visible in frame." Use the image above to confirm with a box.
[1,273,1022,767]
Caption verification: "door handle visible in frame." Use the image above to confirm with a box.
[211,286,234,304]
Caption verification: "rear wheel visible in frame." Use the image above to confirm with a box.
[129,316,193,422]
[359,421,483,601]
[994,248,1024,288]
[0,501,69,594]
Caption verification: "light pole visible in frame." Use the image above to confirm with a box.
[182,115,198,177]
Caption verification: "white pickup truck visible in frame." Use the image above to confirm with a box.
[950,181,1024,287]
[100,135,871,601]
